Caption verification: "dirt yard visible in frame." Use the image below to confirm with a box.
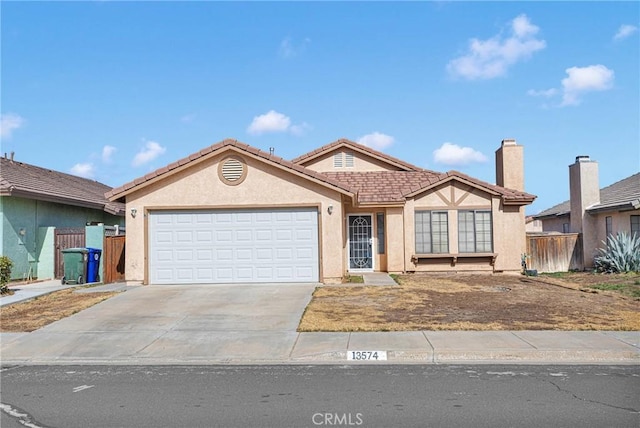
[298,273,640,332]
[0,289,118,332]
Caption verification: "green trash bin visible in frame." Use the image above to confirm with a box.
[61,248,89,285]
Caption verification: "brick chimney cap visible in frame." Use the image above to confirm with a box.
[501,139,517,146]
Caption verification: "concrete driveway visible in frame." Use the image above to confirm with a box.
[1,284,316,364]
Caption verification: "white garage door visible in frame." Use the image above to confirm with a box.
[149,208,319,284]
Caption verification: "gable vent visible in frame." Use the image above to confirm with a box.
[333,153,343,168]
[345,152,354,168]
[218,156,247,185]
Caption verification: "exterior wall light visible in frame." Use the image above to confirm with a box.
[130,208,137,218]
[327,205,334,215]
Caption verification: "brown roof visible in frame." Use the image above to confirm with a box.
[106,139,357,201]
[0,157,124,215]
[291,138,424,172]
[325,170,536,205]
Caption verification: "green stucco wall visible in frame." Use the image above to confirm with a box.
[0,196,123,281]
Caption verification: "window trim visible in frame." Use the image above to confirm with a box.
[415,210,449,254]
[458,210,493,253]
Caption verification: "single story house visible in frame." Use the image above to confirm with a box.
[106,138,535,285]
[533,156,640,268]
[0,154,125,280]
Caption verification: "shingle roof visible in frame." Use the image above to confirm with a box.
[291,138,424,172]
[534,172,640,218]
[0,157,124,215]
[106,139,357,201]
[324,170,536,205]
[105,138,536,206]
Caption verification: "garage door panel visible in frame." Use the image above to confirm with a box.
[149,208,319,284]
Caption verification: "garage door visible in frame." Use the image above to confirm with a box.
[149,208,319,284]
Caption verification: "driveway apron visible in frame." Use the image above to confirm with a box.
[0,284,317,364]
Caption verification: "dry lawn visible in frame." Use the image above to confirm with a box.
[1,289,118,332]
[298,273,640,332]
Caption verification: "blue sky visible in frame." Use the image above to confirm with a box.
[1,1,638,215]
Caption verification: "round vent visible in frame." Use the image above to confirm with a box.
[218,156,247,185]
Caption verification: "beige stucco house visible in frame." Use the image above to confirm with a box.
[106,138,535,285]
[533,156,640,269]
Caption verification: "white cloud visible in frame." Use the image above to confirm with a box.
[527,88,557,98]
[278,36,310,58]
[0,113,26,139]
[132,140,166,166]
[70,163,95,179]
[560,65,614,106]
[357,132,395,151]
[614,24,638,41]
[433,142,488,166]
[246,110,308,136]
[247,110,290,135]
[290,122,311,137]
[102,145,116,163]
[447,14,546,80]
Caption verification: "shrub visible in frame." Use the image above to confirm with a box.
[594,232,640,273]
[0,256,13,294]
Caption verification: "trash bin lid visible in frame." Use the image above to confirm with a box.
[61,247,89,253]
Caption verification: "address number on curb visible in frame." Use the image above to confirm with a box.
[347,351,387,361]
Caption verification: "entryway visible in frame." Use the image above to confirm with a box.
[347,214,373,271]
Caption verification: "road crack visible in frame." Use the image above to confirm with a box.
[545,379,639,414]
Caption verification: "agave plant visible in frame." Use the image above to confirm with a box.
[594,232,640,273]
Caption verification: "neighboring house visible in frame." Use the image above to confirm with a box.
[106,138,535,285]
[0,154,125,280]
[533,156,640,268]
[525,216,543,233]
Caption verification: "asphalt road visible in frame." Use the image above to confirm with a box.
[1,365,638,428]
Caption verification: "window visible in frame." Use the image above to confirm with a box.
[631,215,640,238]
[415,211,449,254]
[458,211,493,253]
[376,212,385,254]
[605,216,613,237]
[562,223,570,233]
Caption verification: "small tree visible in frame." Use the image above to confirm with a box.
[594,232,640,273]
[0,256,13,294]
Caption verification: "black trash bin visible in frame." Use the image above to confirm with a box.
[86,248,102,283]
[61,248,88,285]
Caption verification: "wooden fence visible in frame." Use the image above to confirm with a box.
[103,235,126,283]
[526,233,583,273]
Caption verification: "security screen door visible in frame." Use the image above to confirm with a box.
[348,214,373,271]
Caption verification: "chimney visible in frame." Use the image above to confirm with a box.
[495,138,524,191]
[569,155,599,268]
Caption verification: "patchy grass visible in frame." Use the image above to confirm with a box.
[587,283,640,299]
[298,273,640,332]
[343,275,364,284]
[0,289,118,332]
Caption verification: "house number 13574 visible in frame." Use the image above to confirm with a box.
[347,351,387,361]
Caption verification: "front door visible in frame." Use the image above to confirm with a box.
[348,214,373,271]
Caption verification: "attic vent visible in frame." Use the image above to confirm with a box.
[345,152,354,167]
[334,152,355,168]
[218,156,247,186]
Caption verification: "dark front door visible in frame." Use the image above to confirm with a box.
[348,215,373,271]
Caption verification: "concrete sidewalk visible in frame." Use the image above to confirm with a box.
[1,279,638,366]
